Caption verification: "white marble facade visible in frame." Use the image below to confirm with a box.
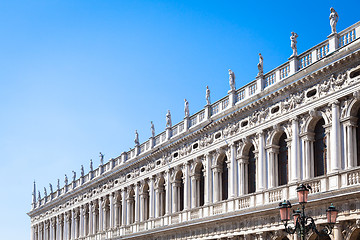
[28,16,360,240]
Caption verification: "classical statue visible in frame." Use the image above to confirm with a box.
[57,179,60,190]
[44,187,47,197]
[81,165,84,177]
[184,99,190,118]
[134,130,139,146]
[99,152,104,165]
[49,183,53,194]
[257,53,263,76]
[64,174,68,186]
[206,86,211,105]
[90,159,93,172]
[290,32,298,56]
[72,171,76,182]
[166,110,172,128]
[329,7,339,34]
[151,121,155,138]
[228,69,236,91]
[38,191,41,201]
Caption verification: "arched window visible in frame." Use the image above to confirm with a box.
[248,145,256,194]
[174,171,184,212]
[314,118,326,177]
[221,156,228,200]
[141,183,150,221]
[278,133,288,186]
[157,177,166,217]
[193,163,205,207]
[128,189,135,224]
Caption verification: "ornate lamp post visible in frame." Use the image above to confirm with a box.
[278,184,338,240]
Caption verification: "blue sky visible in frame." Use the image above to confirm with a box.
[0,0,359,238]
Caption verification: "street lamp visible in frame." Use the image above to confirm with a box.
[278,184,338,240]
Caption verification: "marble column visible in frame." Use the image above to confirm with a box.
[291,117,300,182]
[204,153,212,205]
[183,162,190,210]
[237,156,248,195]
[257,131,266,190]
[266,146,279,188]
[229,142,238,198]
[301,133,314,179]
[212,165,220,202]
[121,189,127,226]
[149,177,155,219]
[109,193,114,229]
[165,170,171,214]
[114,192,120,227]
[172,180,179,212]
[333,223,343,240]
[98,198,104,232]
[134,184,140,223]
[331,101,341,171]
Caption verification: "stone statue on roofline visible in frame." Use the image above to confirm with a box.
[49,183,53,194]
[44,187,47,197]
[72,171,76,182]
[99,152,104,166]
[64,174,68,186]
[257,53,263,76]
[134,130,139,146]
[57,179,60,191]
[166,110,172,128]
[184,99,190,118]
[81,165,84,177]
[38,191,41,201]
[290,32,298,57]
[329,7,339,34]
[206,86,211,105]
[228,69,236,91]
[151,121,155,138]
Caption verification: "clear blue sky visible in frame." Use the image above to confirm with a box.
[0,0,359,239]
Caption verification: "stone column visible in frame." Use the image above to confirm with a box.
[291,117,300,182]
[266,146,278,188]
[134,184,140,223]
[212,165,220,202]
[39,223,43,240]
[51,218,57,240]
[183,162,190,210]
[98,198,104,232]
[190,173,197,207]
[45,221,49,240]
[300,133,314,179]
[74,209,79,239]
[172,180,179,212]
[257,131,266,190]
[204,153,212,205]
[121,189,127,226]
[109,193,114,229]
[66,211,71,240]
[333,223,343,240]
[114,192,120,227]
[139,190,145,222]
[343,118,357,169]
[83,205,88,236]
[58,215,64,240]
[229,142,238,198]
[325,126,331,174]
[331,101,341,172]
[237,156,248,195]
[91,201,97,234]
[147,177,154,219]
[165,170,171,215]
[79,206,84,237]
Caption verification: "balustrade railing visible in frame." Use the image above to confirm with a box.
[339,29,356,47]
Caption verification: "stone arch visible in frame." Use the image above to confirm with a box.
[303,110,330,134]
[192,160,205,206]
[345,226,360,240]
[239,137,258,158]
[155,174,166,217]
[347,97,360,118]
[268,125,291,146]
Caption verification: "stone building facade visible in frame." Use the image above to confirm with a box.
[28,14,360,240]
